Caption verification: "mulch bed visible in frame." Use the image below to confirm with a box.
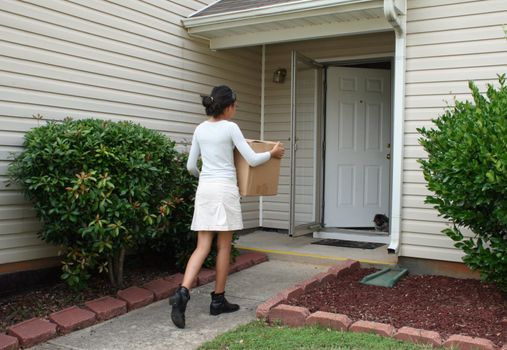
[0,254,178,333]
[287,268,507,347]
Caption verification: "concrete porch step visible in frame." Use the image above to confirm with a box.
[236,230,398,268]
[237,246,396,269]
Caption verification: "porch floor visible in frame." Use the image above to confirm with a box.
[236,230,398,268]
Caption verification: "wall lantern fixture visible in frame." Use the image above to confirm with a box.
[272,68,287,84]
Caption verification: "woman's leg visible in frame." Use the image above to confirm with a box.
[214,231,233,293]
[170,231,214,328]
[210,231,239,315]
[181,231,214,289]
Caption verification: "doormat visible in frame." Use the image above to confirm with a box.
[339,227,376,231]
[311,239,385,250]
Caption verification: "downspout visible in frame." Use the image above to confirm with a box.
[384,0,406,254]
[259,45,266,227]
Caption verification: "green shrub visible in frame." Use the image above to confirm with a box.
[8,118,185,289]
[140,152,240,270]
[418,75,507,291]
[136,151,198,268]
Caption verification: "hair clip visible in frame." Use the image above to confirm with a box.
[209,96,214,102]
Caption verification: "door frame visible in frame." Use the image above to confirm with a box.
[289,53,396,237]
[321,59,394,229]
[273,32,406,254]
[287,54,398,242]
[317,52,401,243]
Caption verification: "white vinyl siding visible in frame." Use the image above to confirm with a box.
[263,32,395,229]
[0,0,262,265]
[401,0,507,261]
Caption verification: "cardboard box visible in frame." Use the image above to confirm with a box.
[234,140,281,196]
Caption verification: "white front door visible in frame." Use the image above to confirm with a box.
[324,67,391,227]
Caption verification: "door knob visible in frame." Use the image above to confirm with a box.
[386,153,391,160]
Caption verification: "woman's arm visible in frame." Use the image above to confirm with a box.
[186,132,200,177]
[230,123,271,167]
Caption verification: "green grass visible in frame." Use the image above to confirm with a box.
[198,320,444,350]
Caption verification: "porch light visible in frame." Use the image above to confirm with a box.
[273,68,287,84]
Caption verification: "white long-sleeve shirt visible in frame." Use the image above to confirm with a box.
[186,120,271,181]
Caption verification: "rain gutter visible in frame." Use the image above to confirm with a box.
[383,0,406,254]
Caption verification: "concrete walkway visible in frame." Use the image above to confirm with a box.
[32,260,326,350]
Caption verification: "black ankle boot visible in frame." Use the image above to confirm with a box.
[210,291,240,316]
[169,286,190,328]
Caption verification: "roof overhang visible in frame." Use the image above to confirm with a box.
[182,0,405,50]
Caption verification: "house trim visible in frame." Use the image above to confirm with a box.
[182,0,396,50]
[316,52,395,64]
[207,19,391,50]
[184,0,385,27]
[260,44,267,227]
[386,0,406,254]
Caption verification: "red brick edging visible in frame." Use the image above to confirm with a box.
[1,251,268,350]
[257,259,502,350]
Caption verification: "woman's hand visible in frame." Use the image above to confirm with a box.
[270,142,285,159]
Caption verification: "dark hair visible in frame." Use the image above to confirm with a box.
[202,85,237,117]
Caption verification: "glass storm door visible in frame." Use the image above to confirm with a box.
[289,51,323,237]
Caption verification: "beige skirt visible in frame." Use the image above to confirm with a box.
[191,179,243,231]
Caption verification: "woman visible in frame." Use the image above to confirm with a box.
[169,85,285,329]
